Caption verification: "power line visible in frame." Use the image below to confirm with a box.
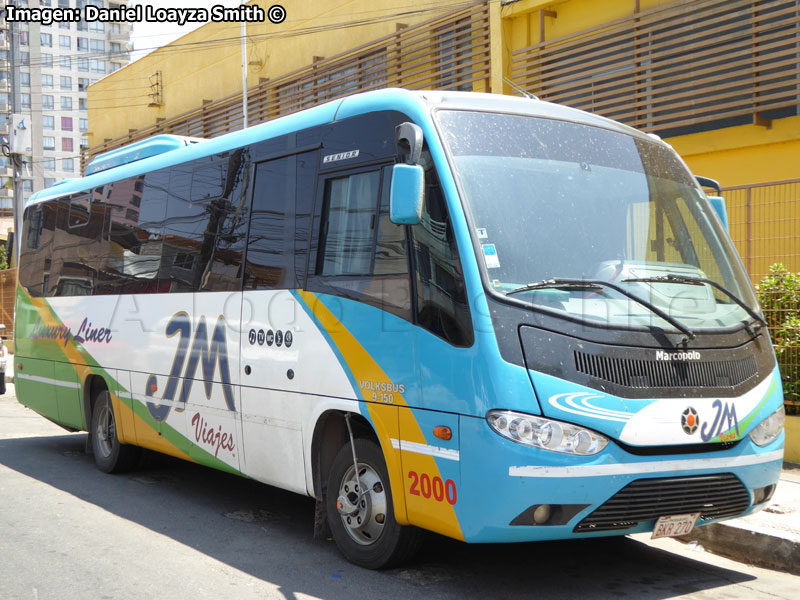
[1,0,490,95]
[3,0,482,69]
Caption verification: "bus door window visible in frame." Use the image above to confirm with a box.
[410,151,472,347]
[295,150,316,290]
[245,155,295,289]
[317,170,380,276]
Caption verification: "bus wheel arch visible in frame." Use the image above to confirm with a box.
[84,374,140,473]
[311,410,377,501]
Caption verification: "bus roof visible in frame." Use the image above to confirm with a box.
[28,88,651,207]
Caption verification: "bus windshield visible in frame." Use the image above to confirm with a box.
[436,110,759,332]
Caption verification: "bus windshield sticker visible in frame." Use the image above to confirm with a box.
[476,227,488,239]
[482,243,500,269]
[323,150,360,163]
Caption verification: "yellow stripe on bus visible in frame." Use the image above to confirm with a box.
[297,290,464,541]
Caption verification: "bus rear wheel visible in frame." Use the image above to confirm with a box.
[326,438,421,569]
[90,390,140,473]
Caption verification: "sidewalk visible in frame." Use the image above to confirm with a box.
[679,463,800,575]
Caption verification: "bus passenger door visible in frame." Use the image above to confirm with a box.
[238,154,310,493]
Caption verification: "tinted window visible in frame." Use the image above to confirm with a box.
[95,174,168,295]
[18,203,57,297]
[46,188,109,297]
[194,150,249,292]
[162,159,224,292]
[93,151,250,295]
[26,205,44,250]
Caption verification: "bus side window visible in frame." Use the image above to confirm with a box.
[94,171,168,295]
[310,165,412,321]
[196,149,250,292]
[26,205,44,250]
[47,187,109,297]
[67,192,91,228]
[411,152,473,347]
[163,151,249,293]
[18,203,56,297]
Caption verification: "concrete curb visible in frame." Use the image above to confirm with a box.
[679,521,800,575]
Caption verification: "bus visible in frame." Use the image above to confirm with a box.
[15,89,784,569]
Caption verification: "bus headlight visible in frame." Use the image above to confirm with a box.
[748,406,785,447]
[487,410,608,455]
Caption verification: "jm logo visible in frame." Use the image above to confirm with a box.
[146,312,235,422]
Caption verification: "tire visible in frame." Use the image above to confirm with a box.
[326,438,422,569]
[90,390,140,473]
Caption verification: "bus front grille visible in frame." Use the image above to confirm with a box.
[574,473,750,533]
[574,351,758,389]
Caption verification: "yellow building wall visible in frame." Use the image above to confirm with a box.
[668,116,800,186]
[89,0,465,144]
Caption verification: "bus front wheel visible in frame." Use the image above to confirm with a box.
[326,438,421,569]
[90,390,140,473]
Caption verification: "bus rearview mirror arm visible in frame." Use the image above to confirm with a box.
[390,122,425,225]
[395,122,423,165]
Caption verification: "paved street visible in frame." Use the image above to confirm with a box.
[1,383,797,600]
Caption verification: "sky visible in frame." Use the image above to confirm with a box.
[129,0,247,59]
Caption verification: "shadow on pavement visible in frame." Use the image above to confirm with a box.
[0,432,756,600]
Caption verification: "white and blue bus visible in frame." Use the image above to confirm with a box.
[15,89,784,568]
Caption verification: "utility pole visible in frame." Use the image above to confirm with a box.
[8,18,23,266]
[241,0,248,129]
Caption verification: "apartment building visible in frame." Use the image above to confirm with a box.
[1,0,132,237]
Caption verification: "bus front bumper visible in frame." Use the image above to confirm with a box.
[455,415,783,543]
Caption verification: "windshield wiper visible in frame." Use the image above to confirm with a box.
[621,274,767,329]
[506,278,696,343]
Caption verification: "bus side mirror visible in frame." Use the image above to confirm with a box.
[695,176,729,233]
[390,164,424,225]
[708,195,729,232]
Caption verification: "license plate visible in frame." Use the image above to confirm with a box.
[651,513,701,539]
